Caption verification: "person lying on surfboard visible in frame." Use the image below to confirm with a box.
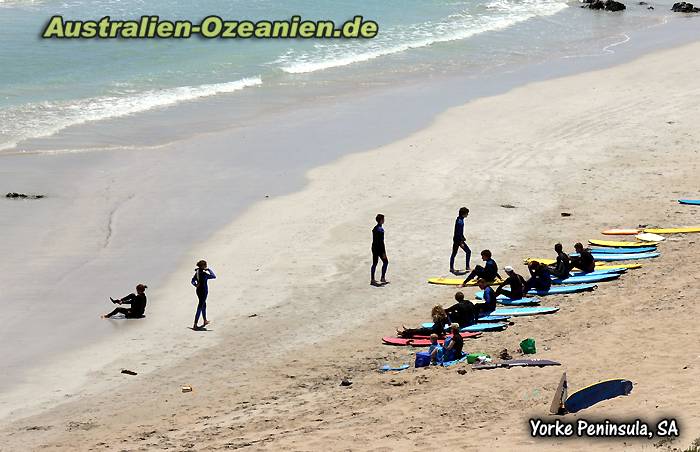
[495,266,526,300]
[102,284,147,319]
[548,243,571,278]
[569,242,595,273]
[442,323,464,361]
[477,278,498,313]
[460,249,501,287]
[397,305,448,338]
[370,213,389,286]
[523,261,552,293]
[450,207,471,274]
[444,291,478,327]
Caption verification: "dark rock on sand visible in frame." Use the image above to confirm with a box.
[5,192,45,199]
[585,0,627,10]
[340,379,352,387]
[671,2,700,11]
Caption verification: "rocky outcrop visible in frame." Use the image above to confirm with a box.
[584,0,627,10]
[671,2,700,11]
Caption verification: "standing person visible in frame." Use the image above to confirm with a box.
[569,242,596,273]
[191,260,216,330]
[371,214,389,286]
[548,243,571,278]
[450,207,471,274]
[102,284,148,319]
[460,249,501,287]
[495,266,526,300]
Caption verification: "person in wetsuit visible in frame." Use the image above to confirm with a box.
[445,291,478,327]
[192,259,216,330]
[443,323,464,362]
[523,261,552,293]
[548,243,571,279]
[102,284,147,319]
[371,214,389,286]
[461,249,501,287]
[477,278,498,314]
[449,207,472,274]
[398,305,448,338]
[495,265,526,300]
[569,242,596,273]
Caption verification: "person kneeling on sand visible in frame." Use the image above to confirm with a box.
[548,243,571,279]
[445,291,478,327]
[397,305,448,338]
[523,261,552,293]
[429,334,444,365]
[442,323,464,362]
[461,249,501,287]
[569,242,595,273]
[102,284,147,319]
[477,278,498,314]
[495,265,526,300]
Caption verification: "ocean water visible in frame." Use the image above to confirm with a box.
[0,0,682,152]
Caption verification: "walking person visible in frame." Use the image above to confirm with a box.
[192,260,216,330]
[450,207,471,274]
[371,214,389,286]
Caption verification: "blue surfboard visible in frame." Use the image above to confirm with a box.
[590,246,657,254]
[420,322,508,332]
[679,199,700,205]
[486,306,559,317]
[564,379,633,413]
[497,297,540,306]
[569,268,626,277]
[478,315,511,322]
[587,252,659,261]
[379,364,410,372]
[551,272,620,285]
[476,283,596,298]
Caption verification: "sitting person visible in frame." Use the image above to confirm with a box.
[478,278,498,313]
[445,291,478,327]
[461,249,502,287]
[548,243,571,278]
[495,265,526,300]
[524,261,552,293]
[102,284,148,319]
[570,242,596,273]
[442,323,464,362]
[398,305,448,338]
[429,334,444,365]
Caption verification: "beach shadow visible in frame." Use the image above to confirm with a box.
[451,270,468,276]
[188,327,213,332]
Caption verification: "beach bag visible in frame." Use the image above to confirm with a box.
[415,351,431,368]
[520,338,536,354]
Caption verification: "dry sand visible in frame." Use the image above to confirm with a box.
[2,41,700,451]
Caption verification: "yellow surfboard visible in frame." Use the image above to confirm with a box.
[643,227,700,234]
[524,258,642,270]
[427,277,504,286]
[588,239,659,248]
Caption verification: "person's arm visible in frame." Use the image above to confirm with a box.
[206,268,216,279]
[191,272,198,287]
[119,293,136,305]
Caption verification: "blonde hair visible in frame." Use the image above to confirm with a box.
[430,333,438,341]
[450,323,460,331]
[431,305,447,322]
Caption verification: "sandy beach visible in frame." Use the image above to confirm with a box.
[2,37,700,452]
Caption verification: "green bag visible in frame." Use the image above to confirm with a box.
[520,338,536,354]
[467,353,490,364]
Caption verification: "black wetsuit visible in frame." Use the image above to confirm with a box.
[549,252,571,278]
[371,223,388,281]
[192,268,216,325]
[445,331,464,361]
[400,317,448,338]
[450,216,471,271]
[524,266,552,292]
[445,300,478,327]
[570,249,595,273]
[105,293,147,319]
[496,273,526,300]
[463,258,500,285]
[480,286,498,313]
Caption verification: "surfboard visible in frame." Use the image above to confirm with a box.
[476,283,596,298]
[636,232,665,242]
[427,277,504,286]
[382,331,481,346]
[551,272,620,285]
[472,359,561,370]
[550,372,568,415]
[483,306,559,317]
[420,322,508,332]
[497,298,541,306]
[601,228,640,235]
[589,239,658,248]
[678,199,700,205]
[564,379,633,413]
[585,252,660,262]
[378,364,410,372]
[524,258,642,270]
[590,246,657,254]
[570,268,626,276]
[643,227,700,234]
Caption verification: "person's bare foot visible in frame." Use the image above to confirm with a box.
[101,314,108,319]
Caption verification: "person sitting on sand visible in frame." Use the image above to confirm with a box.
[445,291,478,327]
[495,265,526,300]
[429,334,444,365]
[450,207,471,274]
[192,260,216,330]
[548,243,571,279]
[371,214,389,286]
[461,249,501,287]
[569,242,595,273]
[102,284,147,319]
[523,261,552,293]
[398,305,448,338]
[478,278,498,313]
[442,323,464,362]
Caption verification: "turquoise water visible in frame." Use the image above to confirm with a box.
[0,0,678,151]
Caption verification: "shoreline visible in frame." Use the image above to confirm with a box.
[1,38,700,450]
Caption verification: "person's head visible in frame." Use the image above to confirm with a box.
[450,322,460,333]
[196,260,207,269]
[454,291,465,302]
[430,333,439,344]
[574,242,583,252]
[136,284,147,294]
[504,265,514,275]
[477,278,487,289]
[431,305,447,322]
[376,213,384,225]
[459,207,469,217]
[481,249,492,260]
[528,260,539,270]
[554,243,563,253]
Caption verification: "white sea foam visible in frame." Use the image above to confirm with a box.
[0,77,262,151]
